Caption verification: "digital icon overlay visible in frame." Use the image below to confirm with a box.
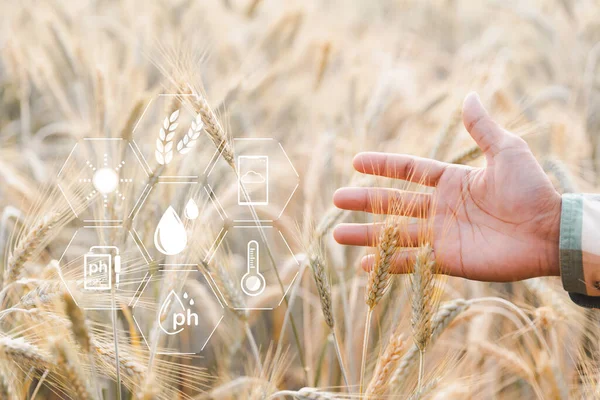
[84,246,121,290]
[207,225,300,310]
[82,152,132,209]
[158,290,198,335]
[206,137,298,223]
[154,197,200,256]
[132,268,224,355]
[55,135,152,310]
[58,138,149,222]
[240,240,266,296]
[238,155,269,206]
[154,206,188,256]
[184,198,199,220]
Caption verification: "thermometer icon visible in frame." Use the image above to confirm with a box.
[241,240,266,296]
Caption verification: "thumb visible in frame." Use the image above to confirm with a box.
[462,92,507,158]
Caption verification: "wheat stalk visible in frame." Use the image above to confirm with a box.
[391,299,470,388]
[365,331,407,397]
[0,372,13,400]
[155,109,179,165]
[410,243,439,390]
[4,212,58,287]
[475,340,535,382]
[63,292,102,399]
[0,336,52,369]
[269,387,337,399]
[411,244,436,352]
[407,378,440,400]
[199,260,247,321]
[94,342,145,384]
[365,217,401,310]
[198,260,263,371]
[524,278,570,320]
[308,250,349,388]
[52,339,94,400]
[190,91,235,168]
[308,253,334,329]
[62,293,91,353]
[361,215,402,394]
[19,279,65,308]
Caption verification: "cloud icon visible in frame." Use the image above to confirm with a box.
[241,170,266,184]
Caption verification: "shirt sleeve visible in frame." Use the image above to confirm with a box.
[560,193,600,308]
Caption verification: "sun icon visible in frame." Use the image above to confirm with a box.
[79,153,133,208]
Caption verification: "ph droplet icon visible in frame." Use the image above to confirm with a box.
[154,206,187,255]
[159,290,186,335]
[184,198,199,220]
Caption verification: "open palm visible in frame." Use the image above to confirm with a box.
[333,93,562,281]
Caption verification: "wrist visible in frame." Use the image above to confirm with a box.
[542,193,562,277]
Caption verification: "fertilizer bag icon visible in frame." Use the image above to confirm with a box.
[84,246,121,290]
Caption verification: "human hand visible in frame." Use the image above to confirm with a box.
[333,92,562,281]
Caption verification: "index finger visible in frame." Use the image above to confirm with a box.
[353,152,451,187]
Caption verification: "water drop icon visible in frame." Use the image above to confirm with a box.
[184,199,199,220]
[154,206,187,255]
[158,290,186,335]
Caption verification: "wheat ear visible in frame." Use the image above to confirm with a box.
[198,261,262,369]
[289,387,336,399]
[191,91,235,168]
[0,336,52,368]
[366,216,401,310]
[52,340,94,400]
[475,341,535,382]
[410,244,438,389]
[523,278,570,319]
[0,372,13,400]
[308,251,349,388]
[4,212,58,286]
[391,299,470,388]
[63,292,102,398]
[309,253,334,328]
[199,260,248,321]
[366,331,407,397]
[361,216,401,394]
[94,342,145,385]
[63,293,91,352]
[411,244,436,352]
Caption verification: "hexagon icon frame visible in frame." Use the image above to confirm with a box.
[206,137,300,223]
[131,183,227,264]
[55,225,153,311]
[131,93,219,185]
[57,137,152,223]
[132,266,225,355]
[205,224,301,311]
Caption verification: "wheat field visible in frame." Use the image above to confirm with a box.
[0,0,599,399]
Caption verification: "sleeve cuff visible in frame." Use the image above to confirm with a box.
[559,194,587,294]
[568,293,600,309]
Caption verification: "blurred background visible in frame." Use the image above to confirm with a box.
[1,0,600,399]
